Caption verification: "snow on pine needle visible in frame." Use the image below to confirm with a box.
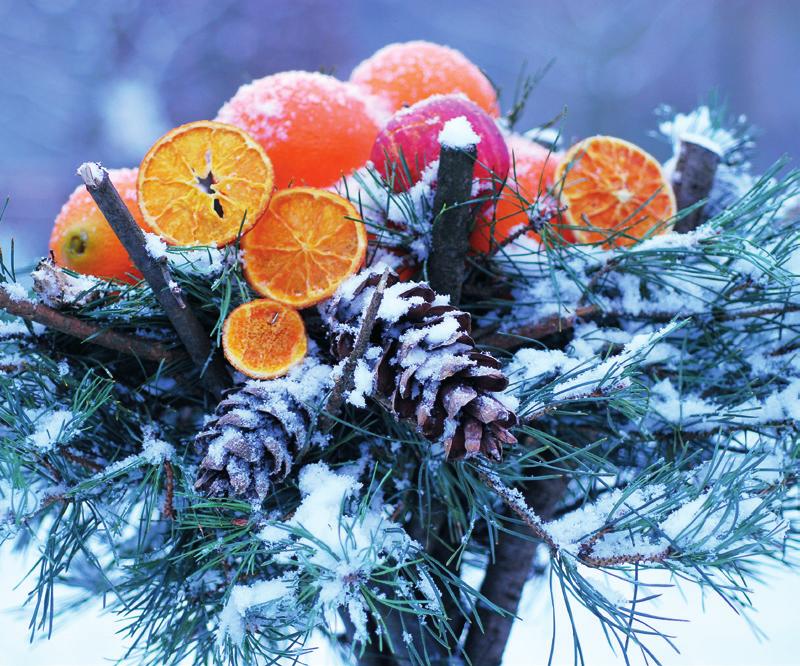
[218,462,440,654]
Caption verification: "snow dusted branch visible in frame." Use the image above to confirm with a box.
[672,139,721,233]
[79,163,230,398]
[322,268,389,426]
[427,142,477,303]
[0,285,180,363]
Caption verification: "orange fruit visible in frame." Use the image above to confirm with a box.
[470,134,564,253]
[222,299,307,379]
[137,120,274,247]
[350,41,499,117]
[49,168,149,283]
[216,71,381,189]
[554,136,676,247]
[242,188,367,308]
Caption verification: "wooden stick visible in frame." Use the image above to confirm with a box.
[78,162,229,398]
[0,287,180,363]
[322,268,389,425]
[479,305,600,351]
[672,139,721,233]
[427,144,477,304]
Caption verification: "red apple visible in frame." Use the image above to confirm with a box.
[370,95,510,194]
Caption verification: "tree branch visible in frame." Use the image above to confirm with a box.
[78,162,229,398]
[427,144,477,304]
[672,139,721,234]
[0,288,180,363]
[464,468,567,665]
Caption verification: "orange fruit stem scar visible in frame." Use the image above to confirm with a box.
[137,120,274,247]
[222,299,307,380]
[241,187,367,308]
[554,135,676,247]
[49,167,149,283]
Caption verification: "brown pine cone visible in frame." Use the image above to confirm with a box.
[194,358,331,501]
[320,267,516,460]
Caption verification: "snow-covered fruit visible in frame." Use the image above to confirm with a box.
[470,134,567,254]
[370,95,510,194]
[49,168,149,283]
[217,71,382,189]
[321,265,517,459]
[350,40,500,117]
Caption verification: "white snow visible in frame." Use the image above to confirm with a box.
[217,578,292,645]
[1,281,29,302]
[438,116,481,148]
[659,106,739,158]
[140,427,175,464]
[23,407,76,452]
[346,358,374,408]
[143,232,168,260]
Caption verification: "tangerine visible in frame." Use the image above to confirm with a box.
[222,299,307,380]
[217,71,381,189]
[470,134,565,253]
[49,168,148,283]
[351,41,499,117]
[137,120,274,247]
[242,188,367,308]
[554,136,676,247]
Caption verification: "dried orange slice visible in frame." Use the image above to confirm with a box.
[222,300,307,379]
[138,120,274,247]
[241,188,367,308]
[555,136,676,247]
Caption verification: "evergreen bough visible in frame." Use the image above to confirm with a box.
[1,98,799,666]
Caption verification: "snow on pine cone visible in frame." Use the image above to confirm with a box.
[194,357,331,501]
[320,265,517,460]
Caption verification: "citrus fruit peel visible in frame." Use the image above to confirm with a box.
[242,187,367,308]
[554,135,676,247]
[138,120,274,247]
[222,300,307,380]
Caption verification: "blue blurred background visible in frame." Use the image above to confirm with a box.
[2,0,799,266]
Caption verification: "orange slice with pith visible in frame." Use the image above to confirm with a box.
[222,300,307,379]
[138,120,274,246]
[241,187,367,308]
[555,136,676,247]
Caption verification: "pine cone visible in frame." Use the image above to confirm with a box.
[320,267,517,460]
[194,358,331,501]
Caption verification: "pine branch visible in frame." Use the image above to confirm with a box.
[672,139,720,233]
[479,302,800,352]
[78,162,230,398]
[427,144,477,304]
[463,468,567,666]
[0,287,180,363]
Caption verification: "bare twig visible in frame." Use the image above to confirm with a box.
[162,461,175,520]
[672,139,721,233]
[79,162,230,398]
[0,288,181,363]
[427,144,477,304]
[478,305,599,351]
[480,302,800,352]
[321,269,389,434]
